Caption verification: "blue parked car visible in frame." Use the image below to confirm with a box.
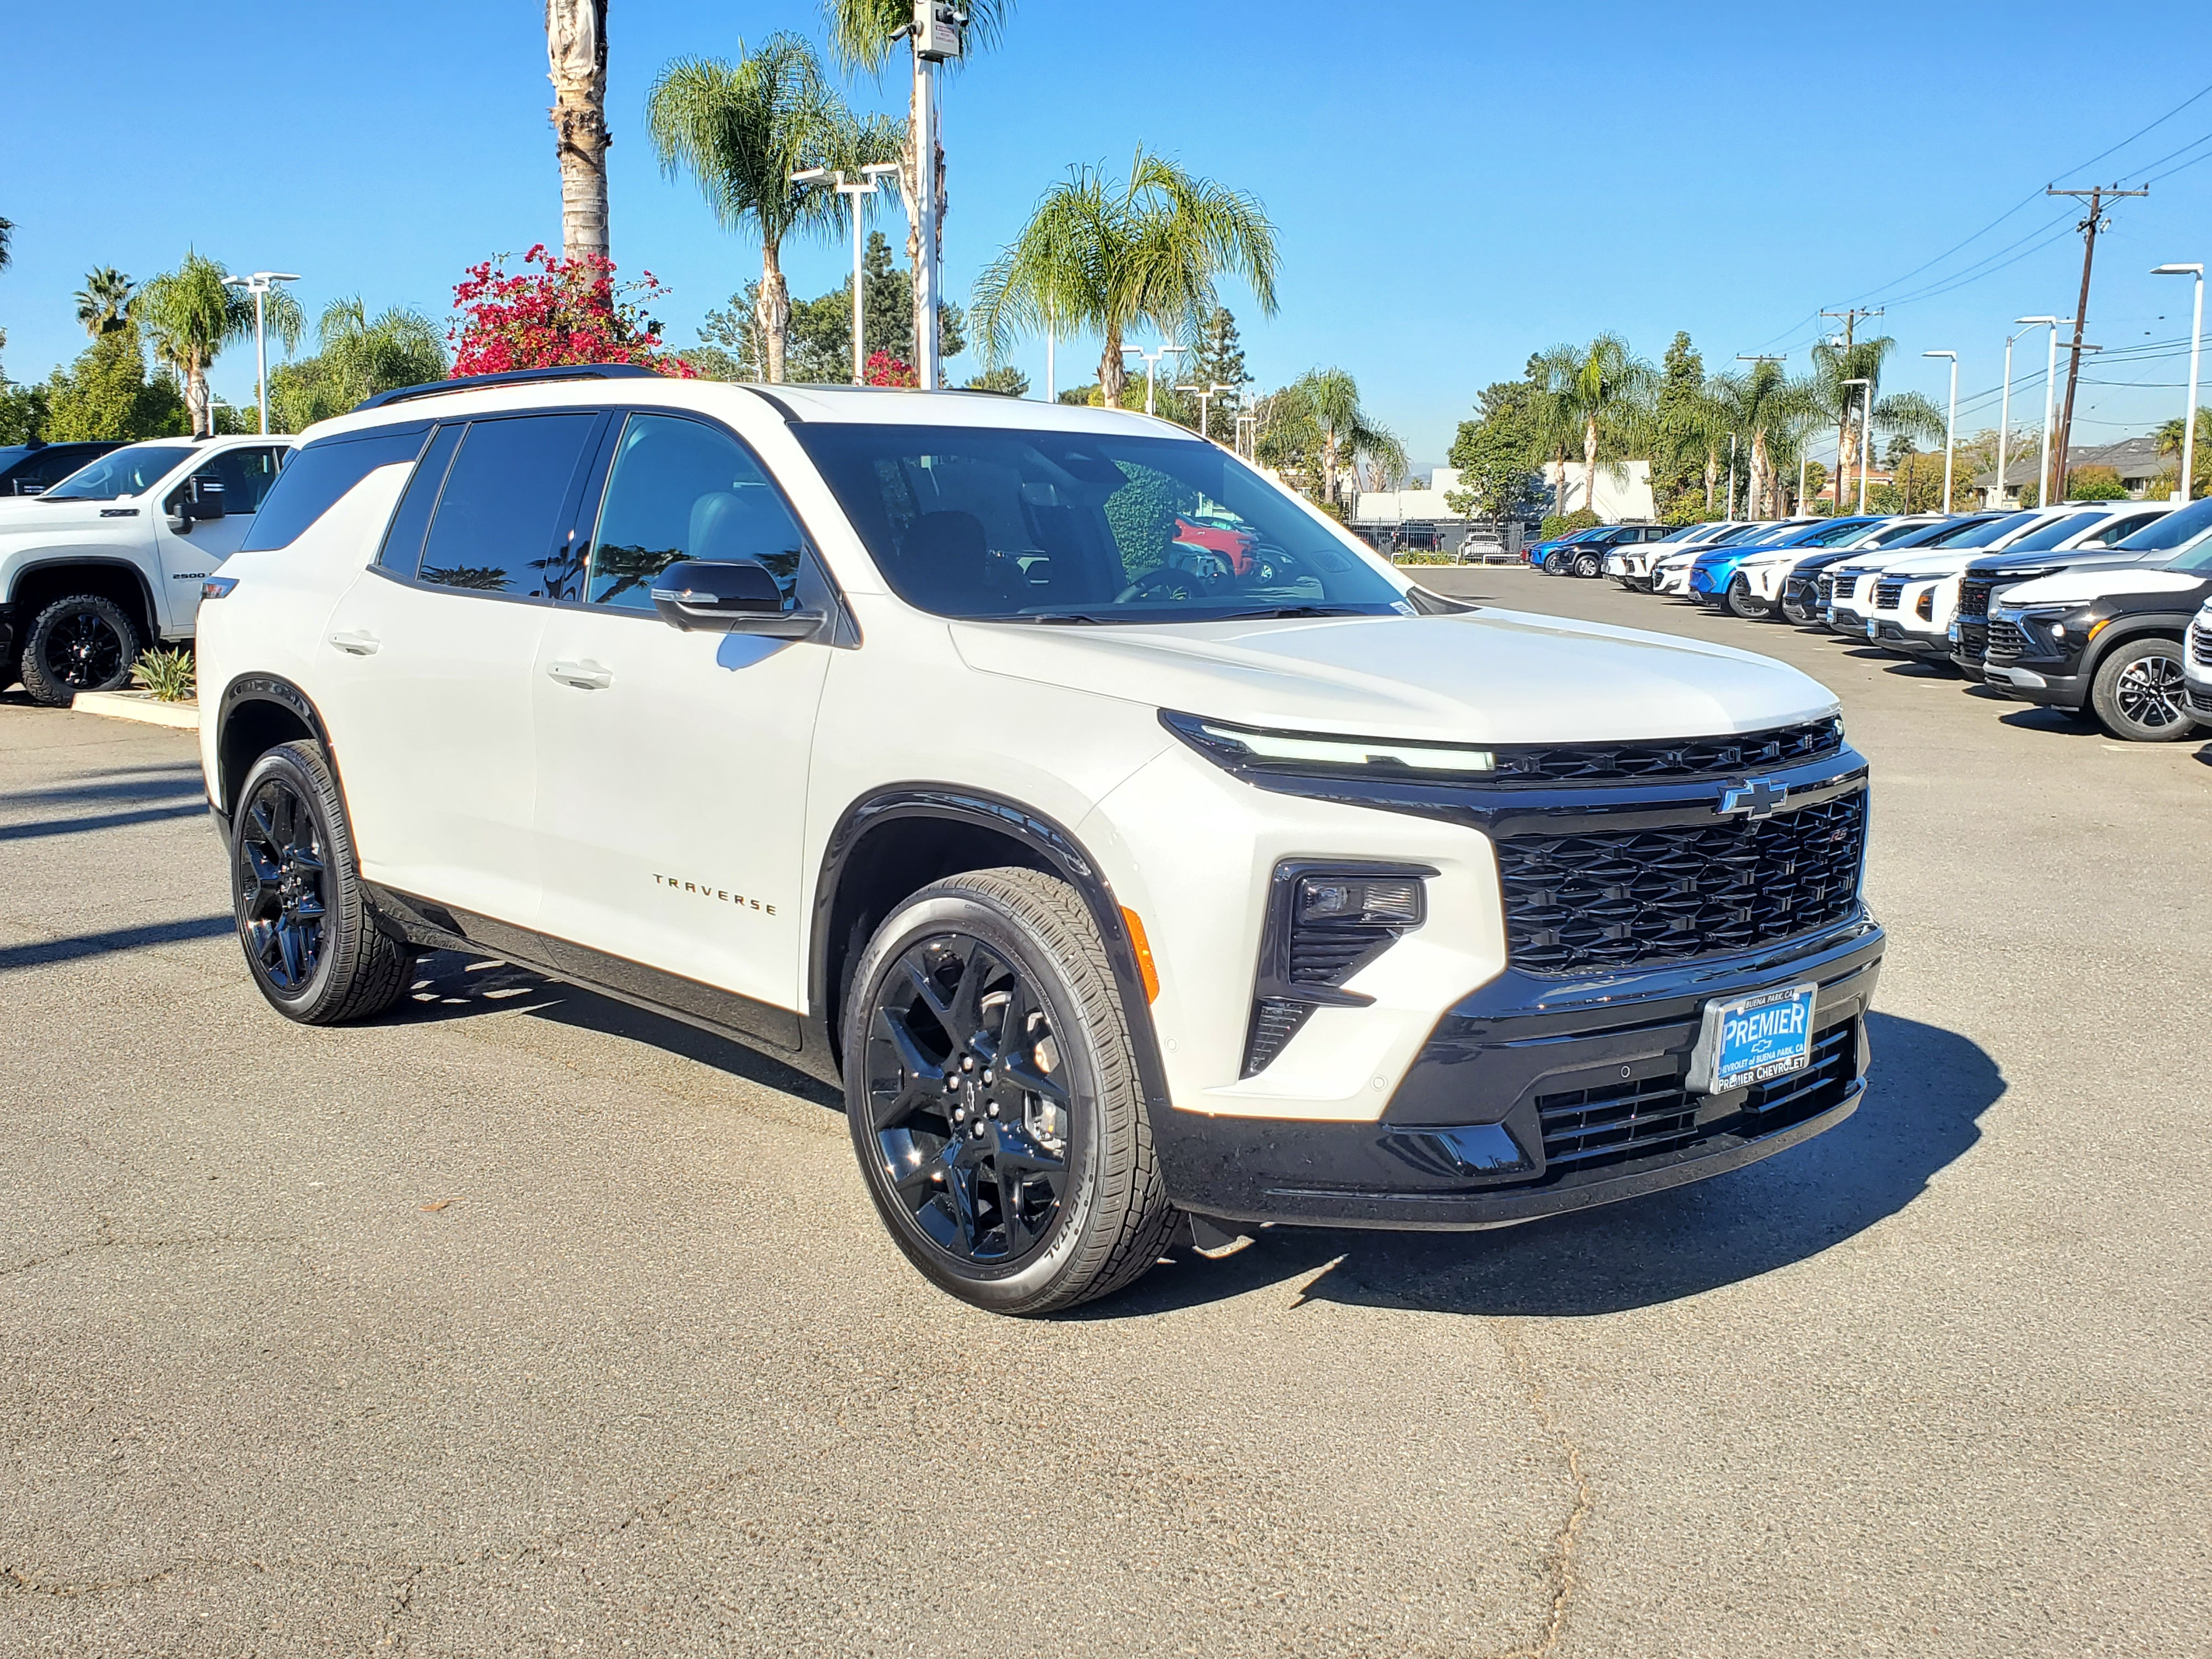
[1686,517,1889,614]
[1521,525,1607,569]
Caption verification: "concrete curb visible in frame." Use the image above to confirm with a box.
[70,691,201,731]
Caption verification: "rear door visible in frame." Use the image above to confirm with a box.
[314,411,607,928]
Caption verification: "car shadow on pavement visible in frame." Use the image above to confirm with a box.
[390,949,844,1108]
[0,760,204,809]
[1086,1011,2001,1322]
[1996,708,2098,737]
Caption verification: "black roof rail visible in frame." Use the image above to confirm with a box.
[351,363,664,414]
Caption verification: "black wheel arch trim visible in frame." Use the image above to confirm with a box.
[213,673,341,823]
[7,555,162,639]
[808,784,1177,1148]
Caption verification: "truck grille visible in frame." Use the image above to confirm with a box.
[1985,617,2028,659]
[1537,1018,1856,1176]
[2191,624,2211,666]
[1873,579,1905,610]
[1488,718,1844,785]
[1958,576,1996,619]
[1498,790,1867,974]
[1954,618,1988,658]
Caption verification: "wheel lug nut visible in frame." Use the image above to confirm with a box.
[954,1107,966,1123]
[982,1070,994,1085]
[987,1102,1000,1118]
[962,1055,976,1071]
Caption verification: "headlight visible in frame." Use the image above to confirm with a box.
[1164,711,1496,777]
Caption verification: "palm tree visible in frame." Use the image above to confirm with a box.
[137,253,302,436]
[970,149,1278,409]
[1255,369,1402,508]
[1809,335,1943,508]
[823,0,1015,360]
[648,36,898,384]
[1545,334,1655,516]
[0,216,13,273]
[74,268,134,336]
[546,0,611,260]
[2155,409,2211,500]
[270,298,448,430]
[1707,362,1819,518]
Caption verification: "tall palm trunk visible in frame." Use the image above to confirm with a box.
[1703,445,1717,512]
[1098,323,1126,408]
[183,348,211,438]
[1582,417,1600,515]
[1750,431,1773,519]
[757,242,791,385]
[546,0,611,262]
[1835,403,1858,511]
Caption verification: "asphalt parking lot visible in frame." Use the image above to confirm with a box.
[4,573,2209,1658]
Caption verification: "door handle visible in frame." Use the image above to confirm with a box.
[328,630,381,656]
[546,659,613,690]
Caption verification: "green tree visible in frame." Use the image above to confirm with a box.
[41,319,187,441]
[1811,335,1944,509]
[822,0,1015,357]
[2064,464,2128,501]
[137,252,301,436]
[1650,331,1709,515]
[692,237,964,383]
[1184,306,1249,440]
[2155,409,2212,500]
[0,326,50,444]
[963,364,1029,396]
[1258,368,1402,506]
[1706,360,1818,518]
[1446,417,1543,527]
[0,216,12,272]
[647,35,901,383]
[970,149,1279,409]
[267,297,447,431]
[74,268,135,336]
[1547,333,1655,517]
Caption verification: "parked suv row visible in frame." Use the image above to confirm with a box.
[196,364,1883,1314]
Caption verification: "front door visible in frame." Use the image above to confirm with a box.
[530,411,831,1034]
[155,445,287,634]
[313,411,607,929]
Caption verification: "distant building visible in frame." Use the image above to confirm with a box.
[1973,434,2170,506]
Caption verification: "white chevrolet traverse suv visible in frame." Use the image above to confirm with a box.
[197,366,1884,1313]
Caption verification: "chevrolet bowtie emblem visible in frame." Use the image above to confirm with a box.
[1719,778,1788,819]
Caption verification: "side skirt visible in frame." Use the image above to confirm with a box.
[364,882,840,1090]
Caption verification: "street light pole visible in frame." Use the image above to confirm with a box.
[2016,316,2070,506]
[1175,381,1234,442]
[2153,263,2205,501]
[1725,433,1737,520]
[1923,350,1959,512]
[1122,343,1185,417]
[222,270,300,435]
[1995,326,2032,510]
[791,163,901,384]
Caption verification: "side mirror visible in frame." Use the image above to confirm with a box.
[189,476,227,521]
[650,558,823,639]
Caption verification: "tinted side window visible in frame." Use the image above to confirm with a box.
[239,430,428,552]
[377,425,462,575]
[584,414,807,610]
[417,414,602,598]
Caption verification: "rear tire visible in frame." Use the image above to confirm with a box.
[844,867,1174,1316]
[20,593,139,707]
[231,741,414,1023]
[2088,637,2197,742]
[1727,576,1771,619]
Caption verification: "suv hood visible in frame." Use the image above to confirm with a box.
[953,608,1836,744]
[1997,567,2209,608]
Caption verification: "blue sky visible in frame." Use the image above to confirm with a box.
[8,2,2212,471]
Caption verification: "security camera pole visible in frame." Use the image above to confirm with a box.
[906,2,964,390]
[222,270,300,435]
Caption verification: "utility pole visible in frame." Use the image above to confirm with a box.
[2045,183,2147,491]
[1821,307,1883,509]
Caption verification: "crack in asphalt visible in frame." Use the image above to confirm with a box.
[1488,1321,1594,1659]
[0,1233,301,1281]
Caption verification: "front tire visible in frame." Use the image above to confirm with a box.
[20,593,139,706]
[230,741,414,1023]
[2088,638,2198,742]
[844,867,1174,1315]
[1727,576,1771,619]
[1572,551,1602,578]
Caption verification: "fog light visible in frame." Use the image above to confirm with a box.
[1296,875,1424,926]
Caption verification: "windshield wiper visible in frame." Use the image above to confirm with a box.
[1001,611,1110,625]
[1207,605,1367,621]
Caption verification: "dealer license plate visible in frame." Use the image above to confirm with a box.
[1948,620,1961,643]
[1865,618,1881,640]
[1686,983,1819,1094]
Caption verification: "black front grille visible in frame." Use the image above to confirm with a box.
[1815,573,1837,605]
[2191,625,2211,667]
[1488,718,1844,786]
[1954,618,1988,657]
[1959,576,1996,619]
[1985,617,2028,659]
[1873,579,1905,610]
[1537,1018,1856,1177]
[2191,686,2212,716]
[1499,791,1867,974]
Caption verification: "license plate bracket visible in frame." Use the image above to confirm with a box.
[1684,982,1819,1095]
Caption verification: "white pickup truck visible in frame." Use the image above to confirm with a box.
[0,435,294,704]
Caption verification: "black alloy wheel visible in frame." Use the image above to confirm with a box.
[20,592,139,706]
[845,867,1175,1314]
[236,772,330,995]
[862,931,1073,1267]
[2091,639,2197,742]
[229,742,414,1022]
[1727,575,1771,619]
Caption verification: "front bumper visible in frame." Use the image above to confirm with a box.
[1158,916,1884,1230]
[1984,657,2087,707]
[1863,617,1949,658]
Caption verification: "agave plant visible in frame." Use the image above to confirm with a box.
[129,647,196,703]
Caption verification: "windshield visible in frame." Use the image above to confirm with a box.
[42,445,194,500]
[1999,511,2109,554]
[1864,518,1937,546]
[1920,514,2027,549]
[792,424,1408,623]
[2115,495,2212,551]
[1797,518,1881,548]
